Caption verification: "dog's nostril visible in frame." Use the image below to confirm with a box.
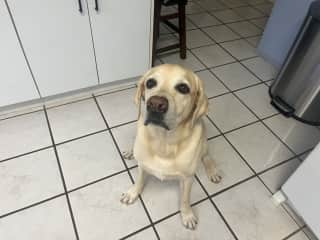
[147,96,168,113]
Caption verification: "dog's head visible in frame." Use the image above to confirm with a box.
[135,64,208,130]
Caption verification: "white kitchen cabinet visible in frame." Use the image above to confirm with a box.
[0,1,39,107]
[87,0,152,83]
[6,0,99,97]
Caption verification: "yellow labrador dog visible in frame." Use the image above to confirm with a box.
[120,64,221,229]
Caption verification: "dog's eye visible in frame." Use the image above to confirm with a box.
[146,78,157,89]
[175,83,190,94]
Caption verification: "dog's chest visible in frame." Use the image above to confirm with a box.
[134,138,202,180]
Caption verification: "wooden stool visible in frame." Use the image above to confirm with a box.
[152,0,187,66]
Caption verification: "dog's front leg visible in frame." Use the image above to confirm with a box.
[180,176,198,230]
[120,166,145,204]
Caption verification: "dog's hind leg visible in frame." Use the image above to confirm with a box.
[202,154,222,183]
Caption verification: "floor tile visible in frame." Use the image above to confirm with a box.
[242,57,278,81]
[196,0,227,11]
[203,25,241,43]
[212,9,244,23]
[192,45,235,68]
[254,3,274,15]
[288,231,309,240]
[187,12,221,28]
[70,172,150,240]
[250,17,268,29]
[263,115,320,154]
[157,34,178,49]
[244,0,268,4]
[233,6,264,19]
[47,99,105,143]
[196,70,228,98]
[227,21,262,37]
[223,0,248,8]
[57,132,124,190]
[197,136,253,195]
[125,228,157,240]
[226,122,294,172]
[208,93,257,132]
[0,197,76,240]
[96,88,138,128]
[185,1,205,14]
[185,29,214,49]
[212,62,260,90]
[161,5,177,15]
[235,84,278,118]
[171,18,198,30]
[159,23,172,35]
[221,39,257,60]
[260,158,301,193]
[0,111,51,161]
[160,50,206,71]
[130,168,206,221]
[111,122,138,167]
[203,116,220,138]
[246,36,262,47]
[156,200,235,240]
[214,178,299,240]
[0,149,64,216]
[0,148,63,216]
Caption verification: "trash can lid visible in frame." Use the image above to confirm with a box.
[310,0,320,20]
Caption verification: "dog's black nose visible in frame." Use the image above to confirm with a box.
[147,96,168,113]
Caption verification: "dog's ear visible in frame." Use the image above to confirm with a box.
[135,68,153,119]
[191,73,208,126]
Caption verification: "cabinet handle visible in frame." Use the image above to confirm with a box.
[95,0,99,11]
[78,0,83,13]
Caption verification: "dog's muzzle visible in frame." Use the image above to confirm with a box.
[144,96,170,130]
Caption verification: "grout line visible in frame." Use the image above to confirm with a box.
[302,227,316,240]
[194,175,239,240]
[43,106,80,240]
[119,225,155,240]
[55,129,109,146]
[0,108,44,122]
[0,145,53,164]
[0,193,64,219]
[282,226,306,240]
[92,95,160,240]
[68,166,138,194]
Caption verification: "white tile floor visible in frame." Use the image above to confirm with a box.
[0,0,320,239]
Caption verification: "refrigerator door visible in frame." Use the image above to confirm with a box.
[282,142,320,238]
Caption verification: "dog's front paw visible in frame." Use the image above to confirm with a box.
[122,150,134,160]
[120,187,139,205]
[181,208,198,230]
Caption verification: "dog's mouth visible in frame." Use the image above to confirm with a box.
[144,113,170,130]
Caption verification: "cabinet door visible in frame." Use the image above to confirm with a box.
[0,1,39,107]
[87,0,152,83]
[7,0,98,97]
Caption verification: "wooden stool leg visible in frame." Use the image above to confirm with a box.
[178,3,186,59]
[152,0,161,66]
